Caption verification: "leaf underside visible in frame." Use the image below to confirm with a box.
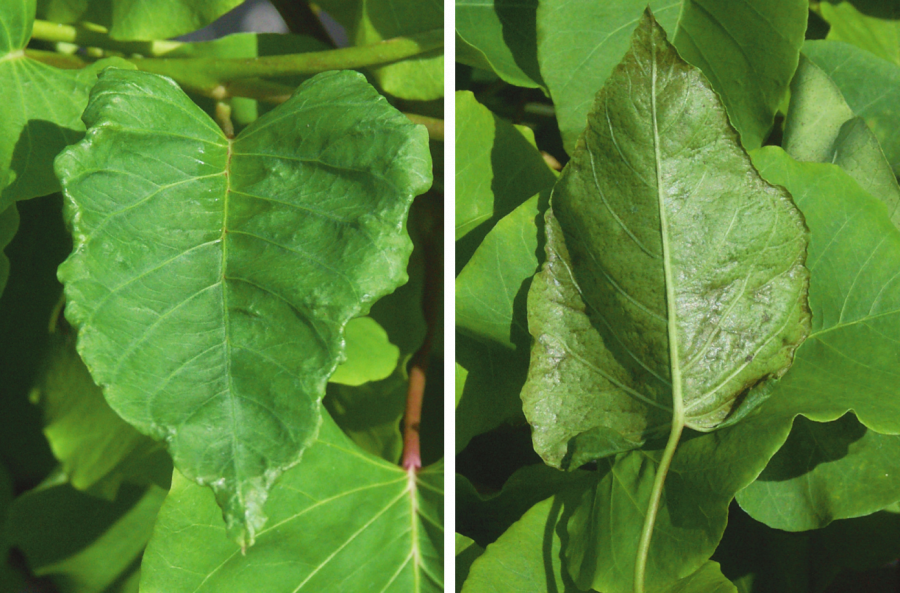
[522,10,810,471]
[56,68,431,546]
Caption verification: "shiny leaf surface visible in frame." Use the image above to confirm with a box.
[522,12,809,469]
[56,68,431,546]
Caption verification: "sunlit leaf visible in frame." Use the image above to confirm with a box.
[330,317,400,387]
[37,0,244,41]
[0,0,132,208]
[141,414,443,592]
[56,68,431,546]
[804,39,900,177]
[537,0,806,153]
[316,0,443,101]
[783,55,900,229]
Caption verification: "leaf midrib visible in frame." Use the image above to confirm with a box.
[221,137,242,518]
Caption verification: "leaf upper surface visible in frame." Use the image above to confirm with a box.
[0,1,133,207]
[141,414,444,593]
[56,68,431,546]
[522,12,810,469]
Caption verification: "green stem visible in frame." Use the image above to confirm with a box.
[633,416,684,592]
[215,100,235,139]
[23,51,445,141]
[128,29,441,93]
[31,19,182,56]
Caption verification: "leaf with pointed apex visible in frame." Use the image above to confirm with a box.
[55,68,431,547]
[522,11,809,470]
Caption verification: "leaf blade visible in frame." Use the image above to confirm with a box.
[523,11,809,470]
[56,68,431,546]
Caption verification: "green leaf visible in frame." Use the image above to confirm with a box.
[37,0,244,41]
[0,205,18,297]
[783,55,900,229]
[746,149,900,437]
[537,0,806,153]
[55,68,431,546]
[455,534,484,593]
[316,0,443,101]
[140,414,443,592]
[563,412,791,593]
[669,0,806,150]
[455,334,527,454]
[0,1,134,208]
[456,194,543,350]
[460,493,584,593]
[455,192,548,451]
[537,1,676,155]
[663,562,736,593]
[455,362,467,408]
[455,91,555,272]
[522,10,809,470]
[455,0,543,89]
[30,330,172,498]
[736,414,900,532]
[323,361,408,462]
[6,478,166,593]
[161,32,331,129]
[804,39,900,177]
[732,148,900,531]
[330,317,400,386]
[819,1,900,66]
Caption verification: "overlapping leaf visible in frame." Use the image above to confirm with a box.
[30,331,172,498]
[316,0,443,101]
[37,0,243,40]
[0,205,18,296]
[56,68,431,546]
[804,39,900,176]
[537,0,806,153]
[6,477,165,593]
[561,148,900,591]
[462,482,739,593]
[140,414,443,593]
[455,0,543,89]
[329,317,400,386]
[819,1,900,66]
[734,148,900,530]
[783,54,900,228]
[0,0,131,209]
[522,11,809,470]
[454,91,555,264]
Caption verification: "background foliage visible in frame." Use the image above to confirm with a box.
[456,1,900,591]
[0,0,444,590]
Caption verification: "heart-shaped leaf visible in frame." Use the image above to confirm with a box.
[55,68,431,546]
